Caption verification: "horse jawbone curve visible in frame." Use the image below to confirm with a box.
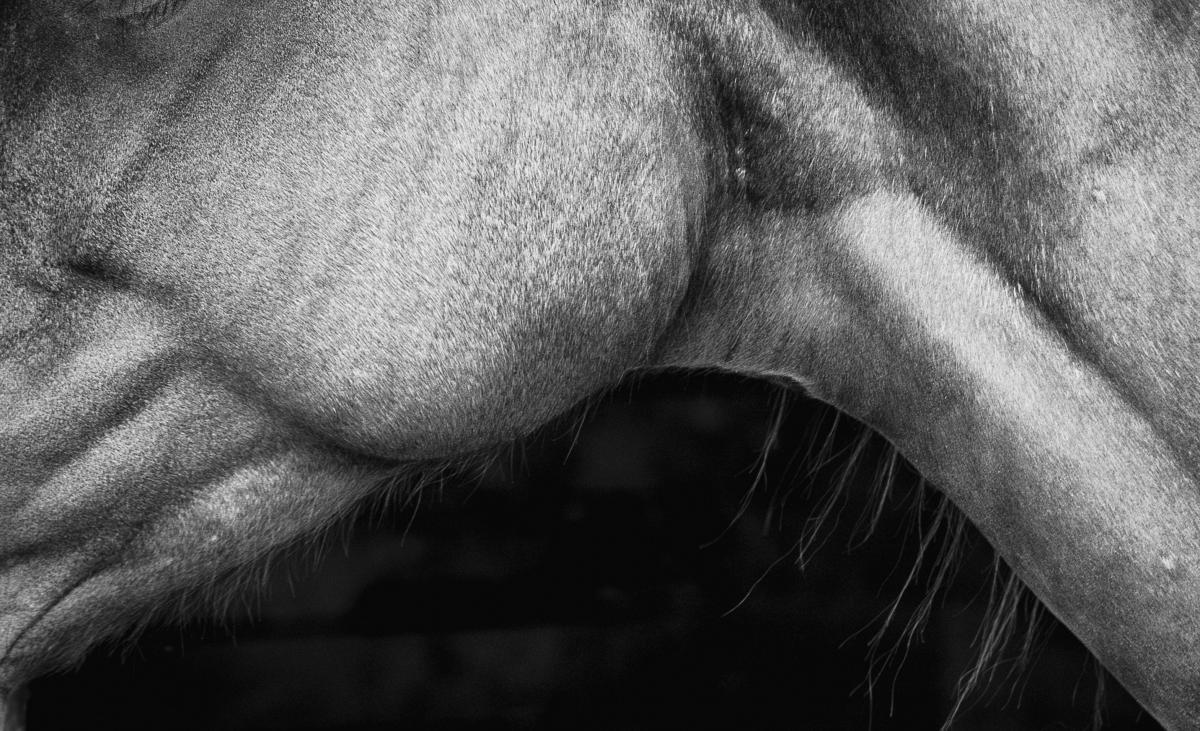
[5,0,1200,729]
[0,0,700,700]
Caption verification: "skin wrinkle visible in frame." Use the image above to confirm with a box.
[77,26,240,273]
[2,438,390,679]
[5,349,170,483]
[4,1,1200,728]
[0,0,705,679]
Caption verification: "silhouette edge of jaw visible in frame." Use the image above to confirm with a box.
[0,684,27,731]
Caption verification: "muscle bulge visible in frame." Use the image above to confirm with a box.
[1,0,707,682]
[662,1,1200,456]
[655,4,1200,724]
[4,0,1200,722]
[19,2,706,461]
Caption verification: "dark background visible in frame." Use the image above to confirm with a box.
[29,372,1160,730]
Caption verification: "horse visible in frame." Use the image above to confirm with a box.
[2,0,1199,728]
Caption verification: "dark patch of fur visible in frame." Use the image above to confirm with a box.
[85,379,1105,729]
[742,388,1109,729]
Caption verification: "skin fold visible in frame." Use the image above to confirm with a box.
[2,0,1199,727]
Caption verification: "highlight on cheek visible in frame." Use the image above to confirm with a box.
[79,0,191,27]
[6,1,1200,728]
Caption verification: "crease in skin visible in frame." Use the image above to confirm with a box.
[75,27,239,274]
[1,344,172,479]
[82,0,193,29]
[4,1,1200,728]
[0,439,391,679]
[1,559,95,675]
[1,383,265,653]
